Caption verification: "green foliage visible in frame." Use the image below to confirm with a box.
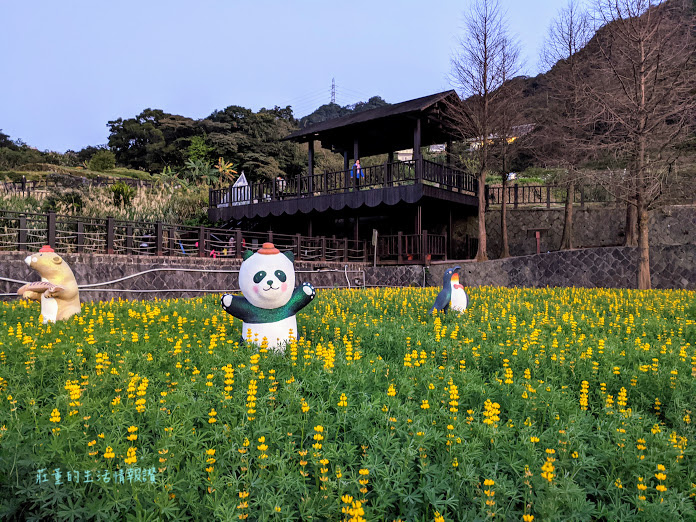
[107,105,304,182]
[41,190,85,214]
[187,136,214,163]
[520,167,565,183]
[0,145,44,169]
[183,158,219,185]
[88,150,116,172]
[110,181,136,208]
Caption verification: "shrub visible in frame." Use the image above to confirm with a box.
[41,190,84,213]
[88,150,116,172]
[110,181,136,208]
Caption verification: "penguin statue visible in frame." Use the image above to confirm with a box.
[449,270,469,312]
[429,266,465,314]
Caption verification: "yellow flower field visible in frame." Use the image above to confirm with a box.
[0,286,694,520]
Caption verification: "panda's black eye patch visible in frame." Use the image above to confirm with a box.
[253,271,267,284]
[274,270,287,282]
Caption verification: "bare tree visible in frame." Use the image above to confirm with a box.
[447,0,522,261]
[536,0,595,250]
[585,0,696,288]
[493,43,522,259]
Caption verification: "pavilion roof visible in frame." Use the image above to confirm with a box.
[285,90,460,158]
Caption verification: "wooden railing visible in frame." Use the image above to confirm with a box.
[485,183,615,208]
[375,231,447,264]
[0,210,369,263]
[210,159,477,208]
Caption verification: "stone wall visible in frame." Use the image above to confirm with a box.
[0,252,367,302]
[363,266,426,288]
[484,204,695,258]
[427,244,696,290]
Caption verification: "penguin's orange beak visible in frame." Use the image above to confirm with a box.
[451,273,459,283]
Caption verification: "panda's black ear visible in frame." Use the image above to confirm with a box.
[243,250,254,261]
[283,251,294,263]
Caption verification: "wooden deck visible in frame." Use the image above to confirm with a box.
[208,159,478,221]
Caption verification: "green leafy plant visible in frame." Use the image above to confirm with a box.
[110,181,136,208]
[187,136,214,163]
[41,189,85,213]
[88,150,116,172]
[184,158,219,185]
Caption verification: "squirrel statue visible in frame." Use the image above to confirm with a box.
[18,245,81,323]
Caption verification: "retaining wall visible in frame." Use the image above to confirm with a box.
[0,252,367,302]
[484,204,695,257]
[427,244,696,290]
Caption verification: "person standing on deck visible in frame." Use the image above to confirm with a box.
[351,158,364,189]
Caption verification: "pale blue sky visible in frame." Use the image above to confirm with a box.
[1,0,564,153]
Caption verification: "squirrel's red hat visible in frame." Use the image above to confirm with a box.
[39,245,54,252]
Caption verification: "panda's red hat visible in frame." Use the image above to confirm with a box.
[39,245,54,252]
[258,242,280,255]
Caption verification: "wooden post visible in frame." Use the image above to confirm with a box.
[415,205,422,235]
[295,233,302,260]
[155,222,163,257]
[514,184,519,209]
[343,238,348,262]
[18,214,27,251]
[268,230,273,243]
[343,151,349,191]
[198,227,206,257]
[448,208,453,259]
[106,216,115,254]
[580,184,585,208]
[168,227,176,255]
[422,229,428,264]
[47,212,56,249]
[321,237,326,261]
[397,231,403,264]
[77,221,85,253]
[546,185,551,209]
[235,229,243,258]
[308,139,314,177]
[125,225,133,255]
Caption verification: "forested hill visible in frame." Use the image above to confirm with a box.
[298,96,390,129]
[507,0,696,127]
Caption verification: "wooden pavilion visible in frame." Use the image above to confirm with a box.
[208,90,479,263]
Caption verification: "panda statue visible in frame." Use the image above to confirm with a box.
[221,242,315,352]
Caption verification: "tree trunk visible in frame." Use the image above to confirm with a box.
[500,176,509,258]
[624,197,638,247]
[560,182,574,250]
[637,199,651,290]
[476,173,488,261]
